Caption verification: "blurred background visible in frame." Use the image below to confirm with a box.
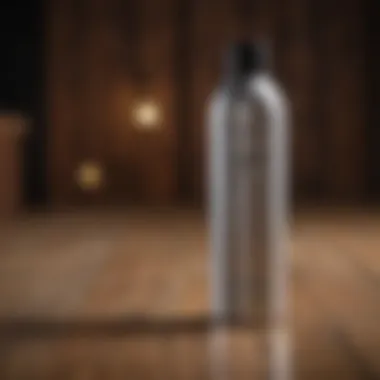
[0,0,379,379]
[0,0,378,211]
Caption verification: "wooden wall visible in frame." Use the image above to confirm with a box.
[366,0,380,199]
[47,0,367,207]
[48,0,178,206]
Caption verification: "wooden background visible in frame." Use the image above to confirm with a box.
[47,0,368,207]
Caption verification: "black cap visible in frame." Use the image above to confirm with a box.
[223,41,269,89]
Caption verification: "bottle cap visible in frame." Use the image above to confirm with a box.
[223,41,270,89]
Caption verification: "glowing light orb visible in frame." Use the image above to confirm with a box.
[75,161,104,191]
[132,100,162,130]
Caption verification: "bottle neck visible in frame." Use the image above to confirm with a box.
[224,69,271,98]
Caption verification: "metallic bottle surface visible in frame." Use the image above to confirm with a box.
[207,42,292,379]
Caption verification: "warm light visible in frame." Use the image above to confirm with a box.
[75,161,104,191]
[132,100,162,130]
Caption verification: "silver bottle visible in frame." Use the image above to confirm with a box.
[207,42,292,379]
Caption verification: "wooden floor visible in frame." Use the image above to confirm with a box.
[0,209,379,379]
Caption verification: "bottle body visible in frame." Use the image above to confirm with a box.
[207,70,291,328]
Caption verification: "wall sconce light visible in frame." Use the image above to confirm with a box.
[75,161,104,192]
[131,100,162,131]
